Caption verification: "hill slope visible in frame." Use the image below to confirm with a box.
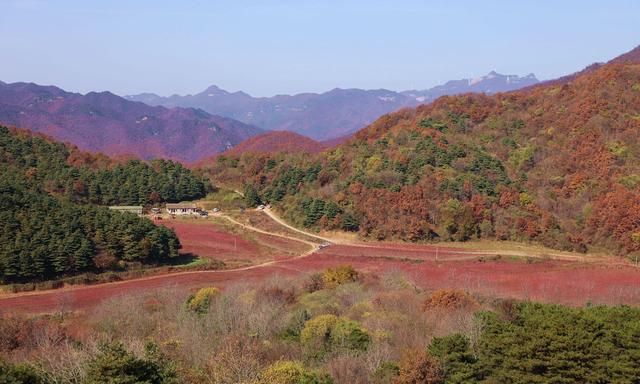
[0,82,262,162]
[204,50,640,256]
[0,126,213,283]
[126,72,538,140]
[222,130,325,155]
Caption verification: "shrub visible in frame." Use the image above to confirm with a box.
[257,360,333,384]
[85,342,177,384]
[0,317,32,352]
[300,315,370,357]
[322,265,359,289]
[423,289,477,311]
[304,272,324,293]
[300,314,339,354]
[372,362,400,384]
[394,349,444,384]
[0,361,42,384]
[186,287,220,314]
[281,309,311,342]
[258,285,297,305]
[330,318,371,352]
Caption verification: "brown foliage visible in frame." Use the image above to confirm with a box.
[394,349,444,384]
[588,186,640,253]
[423,289,478,311]
[0,316,33,352]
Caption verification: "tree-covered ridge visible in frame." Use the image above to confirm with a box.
[0,126,208,205]
[0,171,180,283]
[0,127,192,283]
[205,62,640,256]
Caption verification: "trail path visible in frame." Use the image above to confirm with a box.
[262,207,334,243]
[1,200,635,313]
[0,214,317,303]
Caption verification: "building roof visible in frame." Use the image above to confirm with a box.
[166,203,198,209]
[109,206,143,210]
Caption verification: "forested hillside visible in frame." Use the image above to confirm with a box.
[204,58,640,256]
[0,127,208,205]
[0,127,208,283]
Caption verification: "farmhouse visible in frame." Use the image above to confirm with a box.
[166,203,199,215]
[108,206,144,215]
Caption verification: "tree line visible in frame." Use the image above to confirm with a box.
[0,126,208,205]
[0,127,198,283]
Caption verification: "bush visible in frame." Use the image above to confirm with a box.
[85,342,177,384]
[186,287,220,314]
[0,361,42,384]
[304,273,324,293]
[257,360,333,384]
[281,309,311,342]
[300,314,370,357]
[372,362,400,384]
[423,289,477,311]
[0,317,32,352]
[322,265,359,289]
[394,349,444,384]
[300,314,338,354]
[330,318,371,352]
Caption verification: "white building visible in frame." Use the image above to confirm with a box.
[166,203,199,215]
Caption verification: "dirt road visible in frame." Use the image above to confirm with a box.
[1,208,639,314]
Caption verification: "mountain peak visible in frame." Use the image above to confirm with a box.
[202,85,229,96]
[0,81,262,162]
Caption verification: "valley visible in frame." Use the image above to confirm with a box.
[2,5,640,379]
[2,200,639,316]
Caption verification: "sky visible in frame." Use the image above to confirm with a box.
[1,0,639,97]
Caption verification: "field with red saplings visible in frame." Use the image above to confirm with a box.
[297,249,640,306]
[2,243,640,315]
[0,265,300,315]
[319,243,487,261]
[158,218,307,266]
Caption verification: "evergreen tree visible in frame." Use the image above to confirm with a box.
[244,184,262,207]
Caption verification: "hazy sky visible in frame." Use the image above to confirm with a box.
[1,0,639,97]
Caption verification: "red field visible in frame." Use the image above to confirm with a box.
[2,242,640,315]
[297,250,640,306]
[158,218,308,266]
[162,219,259,260]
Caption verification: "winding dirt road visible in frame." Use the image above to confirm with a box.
[1,209,639,314]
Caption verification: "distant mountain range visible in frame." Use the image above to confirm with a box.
[0,82,262,162]
[0,71,538,163]
[125,71,539,140]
